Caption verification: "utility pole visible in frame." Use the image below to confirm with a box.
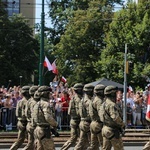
[39,0,45,85]
[123,44,128,126]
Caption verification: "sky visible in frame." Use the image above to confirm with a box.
[35,0,131,27]
[36,0,50,26]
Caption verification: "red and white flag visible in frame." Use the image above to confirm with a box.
[146,92,150,121]
[128,86,133,93]
[43,56,53,71]
[52,59,58,75]
[61,76,67,83]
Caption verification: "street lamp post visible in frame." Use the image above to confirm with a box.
[19,76,23,87]
[123,44,127,126]
[39,0,45,86]
[7,80,12,91]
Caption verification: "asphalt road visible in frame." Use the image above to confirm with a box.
[1,146,144,150]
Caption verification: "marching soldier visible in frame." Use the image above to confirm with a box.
[74,84,94,150]
[100,85,125,150]
[142,84,150,150]
[87,84,105,150]
[10,86,30,150]
[23,85,39,150]
[32,86,58,150]
[61,83,84,150]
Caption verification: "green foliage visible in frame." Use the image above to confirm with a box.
[97,1,150,88]
[0,8,39,87]
[52,0,123,85]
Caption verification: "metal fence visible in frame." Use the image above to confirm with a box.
[0,107,70,131]
[0,107,17,131]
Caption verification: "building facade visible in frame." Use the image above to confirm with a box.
[2,0,35,27]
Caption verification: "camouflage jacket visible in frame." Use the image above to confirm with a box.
[89,96,103,122]
[16,97,28,122]
[32,99,57,127]
[79,94,92,122]
[101,98,124,128]
[68,94,82,120]
[25,97,37,122]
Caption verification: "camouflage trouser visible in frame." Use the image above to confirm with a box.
[102,136,123,150]
[87,131,103,150]
[61,119,80,150]
[74,121,90,150]
[22,122,35,150]
[102,126,124,150]
[34,126,55,150]
[87,121,103,150]
[10,121,27,150]
[143,141,150,150]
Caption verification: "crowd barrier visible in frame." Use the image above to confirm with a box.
[0,107,17,131]
[0,107,70,131]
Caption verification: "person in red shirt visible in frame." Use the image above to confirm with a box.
[61,91,70,130]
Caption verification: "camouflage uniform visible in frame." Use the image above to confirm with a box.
[74,84,94,150]
[143,85,150,150]
[33,86,58,150]
[61,83,84,150]
[87,84,106,150]
[23,85,39,150]
[10,86,30,150]
[100,85,125,150]
[143,142,150,150]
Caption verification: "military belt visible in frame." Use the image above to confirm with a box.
[37,125,50,127]
[71,117,80,120]
[27,120,31,123]
[93,120,103,124]
[103,123,118,129]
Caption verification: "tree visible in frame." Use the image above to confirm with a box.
[47,0,76,45]
[96,0,150,88]
[47,0,123,45]
[52,0,123,85]
[0,10,39,87]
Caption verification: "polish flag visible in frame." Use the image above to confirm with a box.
[61,76,67,83]
[43,56,53,71]
[52,59,58,75]
[128,86,133,93]
[146,90,150,121]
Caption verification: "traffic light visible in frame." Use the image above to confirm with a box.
[128,62,134,73]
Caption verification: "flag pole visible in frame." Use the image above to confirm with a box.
[44,70,48,76]
[39,0,45,85]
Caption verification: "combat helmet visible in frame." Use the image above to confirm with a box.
[73,83,84,95]
[37,85,51,99]
[21,86,30,94]
[73,83,84,91]
[104,85,118,95]
[94,84,105,94]
[29,85,39,96]
[83,84,94,92]
[83,84,94,97]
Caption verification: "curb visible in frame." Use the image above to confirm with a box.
[0,142,147,149]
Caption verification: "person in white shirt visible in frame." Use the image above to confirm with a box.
[126,91,134,125]
[55,98,63,130]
